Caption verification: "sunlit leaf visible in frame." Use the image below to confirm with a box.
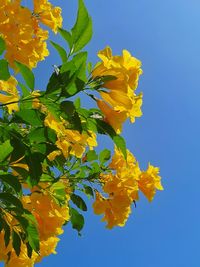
[15,61,35,91]
[0,59,10,80]
[50,41,68,63]
[0,36,6,55]
[0,140,13,162]
[71,0,93,53]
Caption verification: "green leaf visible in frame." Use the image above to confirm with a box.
[60,52,87,97]
[26,242,33,258]
[23,212,40,252]
[14,109,43,126]
[58,28,73,50]
[113,135,127,159]
[28,127,47,143]
[0,36,6,55]
[0,140,13,162]
[70,207,84,233]
[0,173,21,193]
[99,149,111,165]
[85,150,98,162]
[83,185,94,198]
[95,119,127,159]
[0,193,23,210]
[60,101,76,116]
[74,97,81,109]
[87,62,92,74]
[18,82,30,97]
[90,162,101,173]
[50,41,68,63]
[71,0,93,53]
[0,59,10,80]
[12,231,21,256]
[25,152,43,186]
[71,194,87,211]
[3,221,10,247]
[15,61,35,91]
[46,52,87,97]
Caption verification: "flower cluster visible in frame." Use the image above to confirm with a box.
[0,180,70,266]
[44,113,97,159]
[0,0,164,265]
[93,148,163,228]
[0,0,62,69]
[92,46,143,133]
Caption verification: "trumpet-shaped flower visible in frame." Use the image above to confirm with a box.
[0,76,19,113]
[33,0,62,33]
[22,190,70,241]
[97,99,127,134]
[45,113,97,158]
[92,46,142,92]
[0,0,49,68]
[138,164,163,202]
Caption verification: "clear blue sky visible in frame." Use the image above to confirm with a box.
[6,0,200,266]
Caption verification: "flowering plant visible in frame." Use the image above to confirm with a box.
[0,0,163,266]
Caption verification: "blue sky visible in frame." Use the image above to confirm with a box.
[40,0,200,266]
[3,0,200,266]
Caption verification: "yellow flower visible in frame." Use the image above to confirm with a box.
[97,99,127,134]
[100,90,143,123]
[22,189,70,241]
[0,232,12,262]
[47,150,62,161]
[138,164,163,202]
[0,76,19,114]
[92,46,142,92]
[5,244,36,267]
[93,149,142,228]
[45,113,97,158]
[0,1,49,68]
[35,236,59,263]
[33,0,62,33]
[93,192,131,229]
[93,47,143,129]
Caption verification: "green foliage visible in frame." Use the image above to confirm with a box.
[0,0,138,261]
[0,173,22,194]
[99,149,111,165]
[0,140,13,162]
[0,36,6,55]
[71,194,87,211]
[0,59,10,80]
[70,207,84,233]
[13,109,44,126]
[58,28,73,50]
[71,0,93,53]
[50,41,68,63]
[15,61,35,91]
[12,231,21,256]
[0,193,23,210]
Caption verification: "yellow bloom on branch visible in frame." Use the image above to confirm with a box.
[100,90,143,123]
[0,76,19,114]
[92,46,142,92]
[33,0,62,33]
[97,99,127,134]
[45,113,97,158]
[22,190,69,241]
[93,192,132,229]
[138,164,163,202]
[93,148,163,228]
[93,47,143,132]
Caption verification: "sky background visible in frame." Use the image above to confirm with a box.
[4,0,200,266]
